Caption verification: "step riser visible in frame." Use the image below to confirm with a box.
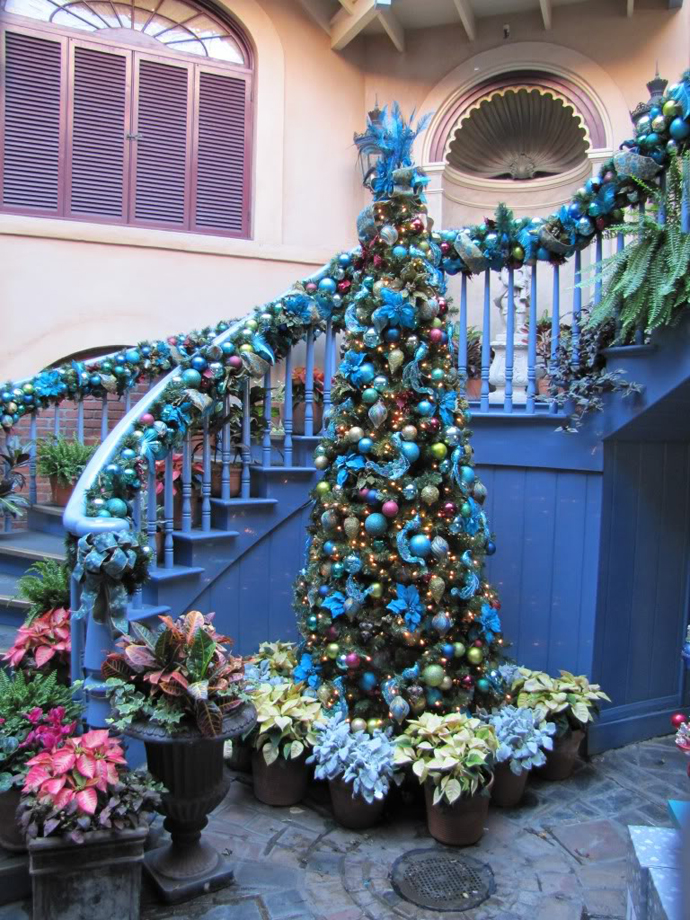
[0,554,47,579]
[172,535,238,569]
[252,470,318,500]
[27,508,65,537]
[0,605,26,628]
[142,574,203,613]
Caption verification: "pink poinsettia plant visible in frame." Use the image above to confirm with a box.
[3,607,71,673]
[18,729,163,844]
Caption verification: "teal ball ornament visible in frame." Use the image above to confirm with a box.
[338,252,351,266]
[461,466,475,485]
[318,277,337,294]
[122,467,136,483]
[323,540,336,556]
[125,348,140,364]
[400,441,420,463]
[358,437,374,454]
[306,614,318,630]
[461,502,472,518]
[373,375,389,391]
[221,341,236,356]
[106,498,128,518]
[422,664,445,687]
[365,513,388,536]
[332,561,344,578]
[360,672,378,692]
[105,463,120,477]
[416,400,434,416]
[362,388,379,405]
[410,534,431,557]
[392,245,408,259]
[182,369,202,388]
[97,509,112,518]
[577,217,594,236]
[402,483,418,500]
[476,678,491,694]
[121,448,136,462]
[670,118,690,141]
[431,368,445,383]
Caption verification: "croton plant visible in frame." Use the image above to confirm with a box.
[103,610,245,737]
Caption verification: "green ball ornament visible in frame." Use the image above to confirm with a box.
[369,582,383,598]
[362,388,379,405]
[351,718,367,733]
[422,664,445,687]
[440,675,453,691]
[326,643,340,659]
[430,443,448,461]
[239,343,254,354]
[512,245,525,261]
[467,647,484,665]
[245,319,258,331]
[315,481,331,497]
[366,718,383,734]
[663,100,680,119]
[453,642,466,658]
[476,678,491,694]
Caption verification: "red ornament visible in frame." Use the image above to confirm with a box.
[440,242,451,255]
[490,599,501,610]
[671,712,689,729]
[345,652,361,669]
[473,640,483,648]
[442,502,457,517]
[337,280,351,293]
[428,328,444,345]
[427,417,441,433]
[411,218,424,233]
[438,300,448,317]
[140,413,155,426]
[461,675,474,688]
[595,217,607,232]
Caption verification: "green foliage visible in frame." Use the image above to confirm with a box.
[587,152,690,341]
[15,560,71,623]
[0,670,81,737]
[36,435,97,486]
[0,437,30,520]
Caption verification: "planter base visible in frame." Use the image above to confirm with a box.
[144,843,234,904]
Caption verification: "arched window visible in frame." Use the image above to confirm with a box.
[0,0,253,236]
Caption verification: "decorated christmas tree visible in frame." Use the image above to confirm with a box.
[293,106,508,732]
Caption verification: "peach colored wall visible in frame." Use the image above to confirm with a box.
[1,0,688,379]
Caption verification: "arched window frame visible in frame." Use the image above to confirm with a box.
[0,0,255,238]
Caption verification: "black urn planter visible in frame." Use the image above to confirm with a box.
[126,704,256,904]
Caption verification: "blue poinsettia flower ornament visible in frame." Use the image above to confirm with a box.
[387,583,424,631]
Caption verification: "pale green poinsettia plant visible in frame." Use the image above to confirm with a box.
[394,712,498,806]
[511,668,610,737]
[252,681,325,765]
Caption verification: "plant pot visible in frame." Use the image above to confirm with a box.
[252,750,309,807]
[292,402,323,435]
[211,462,241,499]
[225,736,253,773]
[491,762,529,808]
[49,476,73,507]
[465,378,482,399]
[0,786,26,852]
[423,778,492,847]
[329,777,386,830]
[28,827,148,920]
[535,729,585,781]
[125,705,256,904]
[171,490,200,529]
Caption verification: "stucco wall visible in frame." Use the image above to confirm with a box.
[1,0,688,378]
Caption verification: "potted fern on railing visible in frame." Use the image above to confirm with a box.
[37,435,97,506]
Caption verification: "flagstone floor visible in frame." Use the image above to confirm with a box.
[1,734,687,920]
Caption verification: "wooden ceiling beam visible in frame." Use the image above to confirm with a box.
[539,0,552,30]
[331,0,404,52]
[452,0,476,41]
[378,8,405,52]
[627,0,635,16]
[296,0,331,35]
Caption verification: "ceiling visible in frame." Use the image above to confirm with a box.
[298,0,684,52]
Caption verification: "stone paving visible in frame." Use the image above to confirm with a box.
[1,734,687,920]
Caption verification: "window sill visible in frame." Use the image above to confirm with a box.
[0,214,333,267]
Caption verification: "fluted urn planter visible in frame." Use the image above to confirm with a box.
[126,704,256,904]
[0,786,25,852]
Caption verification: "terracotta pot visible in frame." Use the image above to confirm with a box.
[171,490,200,529]
[424,778,492,847]
[329,778,386,830]
[49,476,73,507]
[292,402,323,435]
[538,377,551,396]
[226,737,253,773]
[535,730,585,781]
[28,828,148,920]
[491,762,529,808]
[465,378,482,399]
[0,786,26,852]
[211,463,241,499]
[252,750,309,807]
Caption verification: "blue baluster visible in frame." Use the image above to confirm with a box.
[2,433,10,533]
[594,233,603,306]
[304,329,315,437]
[29,412,37,504]
[658,173,667,226]
[163,450,174,568]
[147,463,158,568]
[181,430,192,532]
[458,274,468,394]
[480,269,491,412]
[132,489,143,609]
[504,267,515,413]
[527,264,537,413]
[202,414,211,531]
[241,377,251,499]
[221,396,232,500]
[53,405,60,436]
[263,369,272,467]
[284,346,294,467]
[100,395,108,442]
[549,263,560,416]
[77,399,84,443]
[69,573,83,689]
[634,202,646,345]
[322,320,333,435]
[124,390,131,414]
[571,250,582,368]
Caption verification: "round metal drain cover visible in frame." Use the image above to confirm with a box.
[391,847,495,912]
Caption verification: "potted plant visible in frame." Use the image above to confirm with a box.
[308,714,394,829]
[102,611,255,901]
[0,438,30,521]
[512,668,610,780]
[483,705,556,807]
[18,728,163,920]
[0,670,81,851]
[14,560,71,623]
[394,712,498,846]
[36,435,97,506]
[3,607,71,684]
[291,366,325,434]
[251,680,324,807]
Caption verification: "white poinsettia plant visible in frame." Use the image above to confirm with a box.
[394,712,498,806]
[252,680,324,765]
[512,668,610,737]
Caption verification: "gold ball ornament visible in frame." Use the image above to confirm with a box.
[317,685,332,704]
[402,425,418,441]
[314,456,329,471]
[440,675,453,691]
[326,643,340,659]
[421,485,440,505]
[348,426,365,443]
[351,718,367,733]
[366,718,383,734]
[320,562,332,577]
[344,517,360,540]
[369,582,383,599]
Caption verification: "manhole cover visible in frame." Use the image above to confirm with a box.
[390,848,495,912]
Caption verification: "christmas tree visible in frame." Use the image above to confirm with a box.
[293,106,507,732]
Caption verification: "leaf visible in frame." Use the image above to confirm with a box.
[185,389,213,412]
[34,646,56,667]
[262,744,279,766]
[195,700,223,737]
[131,622,157,651]
[187,680,209,701]
[154,628,179,665]
[75,787,98,815]
[189,628,216,681]
[124,645,156,670]
[290,741,304,760]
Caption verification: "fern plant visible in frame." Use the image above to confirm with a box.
[15,560,71,623]
[36,435,97,486]
[586,152,690,341]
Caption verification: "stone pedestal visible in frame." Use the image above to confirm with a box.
[489,333,529,405]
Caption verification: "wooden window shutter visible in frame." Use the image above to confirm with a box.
[68,43,129,220]
[2,29,64,213]
[193,68,249,236]
[132,56,192,227]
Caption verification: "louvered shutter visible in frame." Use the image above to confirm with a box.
[132,56,192,227]
[67,43,129,220]
[2,29,64,213]
[193,68,249,236]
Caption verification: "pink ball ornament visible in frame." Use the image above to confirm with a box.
[305,282,318,293]
[473,640,483,648]
[461,675,474,688]
[327,626,339,640]
[140,413,155,426]
[228,356,243,370]
[437,298,448,316]
[442,501,456,517]
[382,500,399,518]
[427,417,440,433]
[358,487,370,501]
[345,652,361,669]
[428,328,444,345]
[671,712,689,729]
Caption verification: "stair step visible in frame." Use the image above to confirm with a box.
[172,529,240,544]
[27,503,67,536]
[0,622,19,654]
[147,564,205,584]
[211,497,278,509]
[251,466,316,476]
[127,603,171,625]
[0,531,65,577]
